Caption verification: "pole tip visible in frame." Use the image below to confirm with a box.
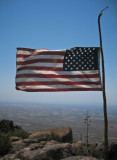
[101,6,109,14]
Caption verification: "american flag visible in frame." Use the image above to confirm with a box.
[16,47,102,92]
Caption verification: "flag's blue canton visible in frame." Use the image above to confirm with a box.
[63,47,99,71]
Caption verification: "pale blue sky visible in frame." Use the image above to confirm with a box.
[0,0,117,107]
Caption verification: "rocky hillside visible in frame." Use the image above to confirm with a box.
[0,127,105,160]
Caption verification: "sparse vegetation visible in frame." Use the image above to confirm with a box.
[84,111,91,148]
[47,132,62,142]
[0,119,30,156]
[0,133,11,156]
[51,132,62,142]
[0,119,14,133]
[0,119,30,139]
[88,146,104,159]
[79,133,83,141]
[9,129,30,139]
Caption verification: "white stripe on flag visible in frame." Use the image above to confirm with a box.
[17,84,102,90]
[17,62,63,69]
[16,77,100,83]
[17,55,64,62]
[16,70,99,75]
[17,50,32,55]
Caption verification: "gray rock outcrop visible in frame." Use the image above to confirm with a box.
[29,127,73,143]
[18,142,72,160]
[0,127,103,160]
[72,141,87,155]
[12,140,26,152]
[61,156,99,160]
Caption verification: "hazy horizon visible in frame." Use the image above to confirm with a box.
[0,101,116,109]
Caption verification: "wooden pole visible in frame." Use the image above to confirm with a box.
[98,6,109,160]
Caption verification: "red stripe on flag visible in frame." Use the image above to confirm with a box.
[16,81,101,86]
[17,52,65,58]
[17,48,35,52]
[32,51,65,55]
[17,59,63,65]
[17,54,31,58]
[16,74,100,79]
[17,66,63,72]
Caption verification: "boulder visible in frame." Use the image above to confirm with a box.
[29,143,44,150]
[11,136,21,142]
[29,127,73,143]
[61,156,100,160]
[23,138,38,144]
[43,143,72,159]
[72,141,88,155]
[0,154,20,160]
[17,142,73,160]
[11,140,26,152]
[45,140,60,146]
[95,142,104,150]
[29,132,51,143]
[18,147,42,160]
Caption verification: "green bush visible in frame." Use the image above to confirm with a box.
[0,120,14,133]
[47,133,62,142]
[9,129,30,139]
[0,119,30,157]
[0,119,30,139]
[0,133,11,156]
[51,133,62,142]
